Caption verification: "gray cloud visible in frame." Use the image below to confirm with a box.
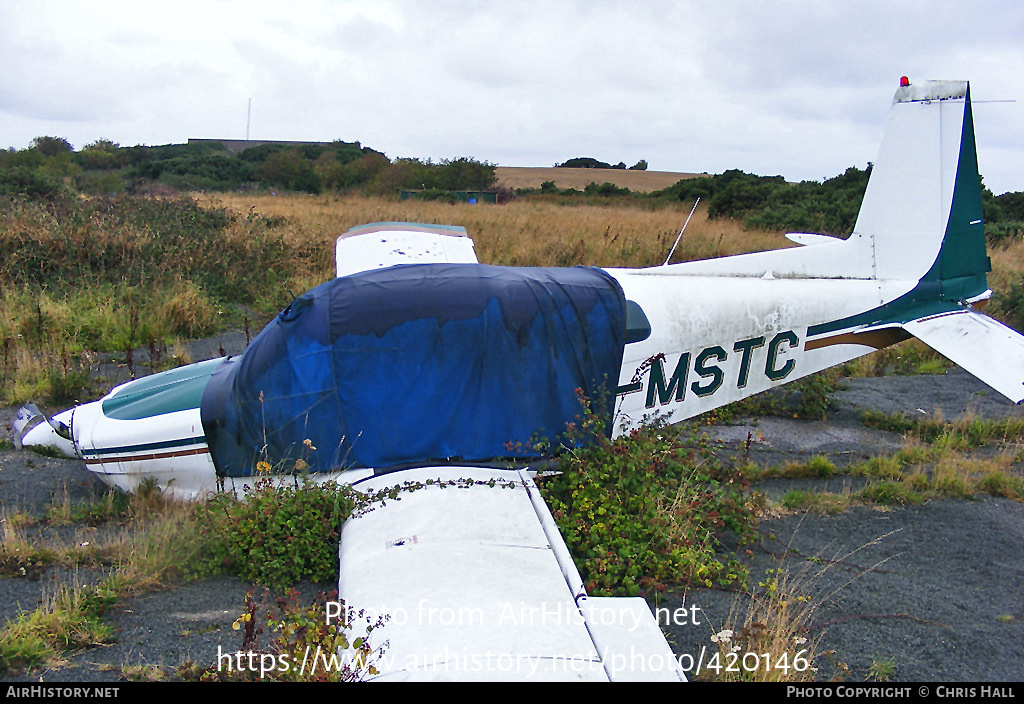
[1,0,1020,192]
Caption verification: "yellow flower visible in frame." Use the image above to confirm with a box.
[256,460,272,474]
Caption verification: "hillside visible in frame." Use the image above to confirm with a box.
[495,166,705,193]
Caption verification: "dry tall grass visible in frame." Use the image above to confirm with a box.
[203,192,1024,321]
[989,237,1024,295]
[493,166,704,193]
[203,193,793,272]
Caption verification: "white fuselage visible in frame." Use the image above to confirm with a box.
[607,264,904,431]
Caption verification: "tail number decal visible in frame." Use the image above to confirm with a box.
[629,331,799,408]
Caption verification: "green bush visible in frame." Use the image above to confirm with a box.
[367,157,496,195]
[584,182,632,197]
[556,157,613,169]
[131,153,255,191]
[196,479,359,590]
[655,166,872,237]
[0,168,72,201]
[30,136,73,157]
[719,371,840,422]
[993,275,1024,333]
[536,397,761,595]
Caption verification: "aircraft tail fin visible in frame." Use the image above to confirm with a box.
[839,79,1024,401]
[840,79,1023,403]
[675,78,1023,404]
[852,79,990,292]
[668,79,991,290]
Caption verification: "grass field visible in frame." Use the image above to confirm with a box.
[205,192,790,271]
[493,166,706,192]
[0,192,796,406]
[5,189,1024,407]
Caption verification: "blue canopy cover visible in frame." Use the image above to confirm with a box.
[201,263,627,477]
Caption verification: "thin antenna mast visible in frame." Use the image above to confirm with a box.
[246,98,252,142]
[663,197,700,266]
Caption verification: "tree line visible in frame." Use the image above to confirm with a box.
[2,135,1021,241]
[0,136,497,198]
[524,164,1022,240]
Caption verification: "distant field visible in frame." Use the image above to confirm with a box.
[494,166,706,192]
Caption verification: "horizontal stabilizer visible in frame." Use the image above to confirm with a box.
[785,232,842,247]
[903,310,1024,404]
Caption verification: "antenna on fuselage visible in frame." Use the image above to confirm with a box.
[663,197,700,266]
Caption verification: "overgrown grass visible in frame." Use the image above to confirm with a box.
[0,475,361,674]
[720,370,845,422]
[0,194,320,405]
[842,338,953,378]
[781,461,1024,514]
[0,191,791,407]
[6,189,1022,408]
[0,580,119,671]
[744,403,1024,520]
[756,455,838,480]
[771,415,1024,514]
[206,192,789,270]
[860,409,1024,447]
[0,480,202,671]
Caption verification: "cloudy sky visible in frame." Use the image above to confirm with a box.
[2,0,1021,193]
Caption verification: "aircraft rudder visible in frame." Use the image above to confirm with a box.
[852,79,988,292]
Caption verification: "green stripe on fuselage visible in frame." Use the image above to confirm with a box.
[808,88,989,340]
[82,435,208,458]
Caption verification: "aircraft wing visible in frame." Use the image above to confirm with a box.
[335,222,478,277]
[337,467,686,682]
[902,309,1024,404]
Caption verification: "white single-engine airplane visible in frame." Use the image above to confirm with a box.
[12,79,1024,681]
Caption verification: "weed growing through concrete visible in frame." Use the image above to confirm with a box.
[695,526,900,682]
[865,654,896,682]
[178,588,388,682]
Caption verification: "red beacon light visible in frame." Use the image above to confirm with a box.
[900,76,911,87]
